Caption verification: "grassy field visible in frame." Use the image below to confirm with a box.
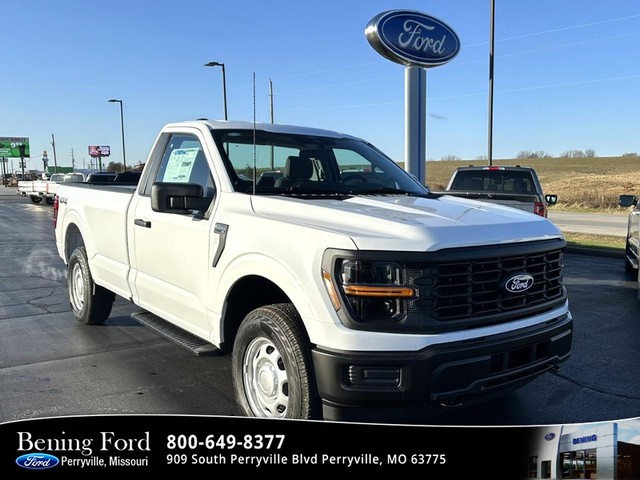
[422,155,640,212]
[563,232,626,251]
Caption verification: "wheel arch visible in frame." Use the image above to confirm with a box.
[220,275,310,353]
[64,223,85,263]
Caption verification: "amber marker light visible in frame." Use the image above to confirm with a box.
[322,270,342,311]
[342,285,415,297]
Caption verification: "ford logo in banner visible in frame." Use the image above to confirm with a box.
[545,433,556,441]
[365,10,460,68]
[16,453,60,470]
[503,273,535,294]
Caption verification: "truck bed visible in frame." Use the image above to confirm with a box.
[56,183,137,300]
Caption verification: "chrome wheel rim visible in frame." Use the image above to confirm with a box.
[69,263,85,311]
[242,337,289,418]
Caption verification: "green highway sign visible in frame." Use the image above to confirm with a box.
[0,137,30,158]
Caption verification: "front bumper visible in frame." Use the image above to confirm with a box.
[312,312,572,420]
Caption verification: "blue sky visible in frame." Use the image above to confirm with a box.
[1,0,639,173]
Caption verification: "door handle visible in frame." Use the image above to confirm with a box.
[134,218,152,228]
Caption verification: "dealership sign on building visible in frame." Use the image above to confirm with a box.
[365,10,460,68]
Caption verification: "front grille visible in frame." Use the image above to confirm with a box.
[406,248,566,330]
[323,239,568,333]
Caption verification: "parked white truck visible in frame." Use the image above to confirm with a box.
[54,120,572,421]
[18,173,72,204]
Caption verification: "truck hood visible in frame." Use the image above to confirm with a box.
[250,194,563,251]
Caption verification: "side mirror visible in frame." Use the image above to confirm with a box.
[545,194,558,205]
[619,195,638,208]
[151,182,211,213]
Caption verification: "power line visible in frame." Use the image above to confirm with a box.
[278,73,640,112]
[465,13,640,47]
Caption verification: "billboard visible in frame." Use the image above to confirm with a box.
[88,146,111,157]
[0,137,30,158]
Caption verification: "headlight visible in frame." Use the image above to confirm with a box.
[323,260,415,323]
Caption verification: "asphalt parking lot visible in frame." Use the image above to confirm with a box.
[1,187,639,426]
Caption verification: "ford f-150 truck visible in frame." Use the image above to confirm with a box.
[54,120,572,421]
[18,174,63,204]
[440,165,558,217]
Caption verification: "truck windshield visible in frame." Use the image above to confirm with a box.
[211,129,429,197]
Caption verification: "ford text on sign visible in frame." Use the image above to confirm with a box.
[365,10,460,68]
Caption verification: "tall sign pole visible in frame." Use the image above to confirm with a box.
[487,0,496,166]
[365,10,460,184]
[405,67,426,183]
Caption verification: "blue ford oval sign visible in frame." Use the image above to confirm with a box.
[365,10,460,68]
[16,453,60,470]
[503,273,535,294]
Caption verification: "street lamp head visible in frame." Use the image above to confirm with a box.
[108,99,122,103]
[204,61,223,67]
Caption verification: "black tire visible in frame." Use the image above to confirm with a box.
[45,197,54,205]
[30,196,42,204]
[67,246,115,325]
[232,303,320,420]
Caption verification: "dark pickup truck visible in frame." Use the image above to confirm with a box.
[440,165,558,217]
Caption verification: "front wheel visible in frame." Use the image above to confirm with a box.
[232,303,320,420]
[68,246,115,325]
[30,196,42,204]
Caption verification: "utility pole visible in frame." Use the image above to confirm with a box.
[269,79,274,124]
[71,148,75,170]
[51,134,58,173]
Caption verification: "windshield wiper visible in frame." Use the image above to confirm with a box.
[349,187,431,197]
[274,186,354,199]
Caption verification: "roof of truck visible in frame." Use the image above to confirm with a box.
[165,119,359,140]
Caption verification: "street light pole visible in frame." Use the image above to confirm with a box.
[204,61,228,120]
[108,99,127,171]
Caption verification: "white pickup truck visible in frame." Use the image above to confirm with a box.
[54,120,573,421]
[18,173,75,204]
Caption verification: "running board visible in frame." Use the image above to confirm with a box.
[131,311,220,356]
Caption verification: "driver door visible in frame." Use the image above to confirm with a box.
[129,132,218,339]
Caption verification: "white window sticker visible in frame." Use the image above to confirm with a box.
[162,148,199,182]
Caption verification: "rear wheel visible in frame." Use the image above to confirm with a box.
[30,196,42,204]
[232,303,320,419]
[68,246,115,325]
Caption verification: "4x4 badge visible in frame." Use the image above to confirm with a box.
[503,273,534,293]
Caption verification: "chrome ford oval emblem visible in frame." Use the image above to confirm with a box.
[16,453,60,470]
[545,433,556,441]
[503,273,534,293]
[365,10,460,68]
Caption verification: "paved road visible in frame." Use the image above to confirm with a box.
[1,187,639,427]
[548,210,628,237]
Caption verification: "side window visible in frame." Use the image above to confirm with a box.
[153,134,216,198]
